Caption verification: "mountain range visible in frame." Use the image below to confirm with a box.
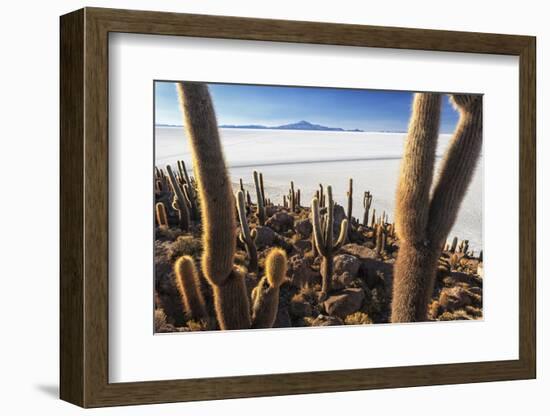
[219,120,363,132]
[155,120,363,132]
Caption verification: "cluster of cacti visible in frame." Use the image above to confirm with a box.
[391,93,483,323]
[311,185,348,299]
[253,170,266,225]
[154,83,483,331]
[362,191,372,226]
[236,190,258,273]
[172,81,288,330]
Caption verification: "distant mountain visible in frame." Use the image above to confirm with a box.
[218,120,364,132]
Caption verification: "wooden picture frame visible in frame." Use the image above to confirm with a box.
[60,7,536,408]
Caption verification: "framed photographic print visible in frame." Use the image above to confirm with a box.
[60,7,536,408]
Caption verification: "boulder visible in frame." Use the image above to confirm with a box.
[289,294,313,317]
[333,254,361,277]
[341,243,378,260]
[266,211,294,233]
[331,271,354,290]
[323,288,365,318]
[295,218,313,238]
[310,314,344,326]
[287,255,318,287]
[254,225,277,249]
[438,286,472,311]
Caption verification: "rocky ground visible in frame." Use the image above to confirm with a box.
[154,191,483,333]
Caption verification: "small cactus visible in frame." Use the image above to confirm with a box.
[251,248,288,328]
[174,256,208,321]
[253,170,266,225]
[236,190,258,273]
[166,164,190,231]
[311,186,348,299]
[346,178,353,236]
[155,202,168,230]
[362,191,372,226]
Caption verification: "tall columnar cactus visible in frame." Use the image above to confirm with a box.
[362,191,372,227]
[155,202,168,230]
[166,164,190,231]
[391,93,483,322]
[259,172,266,205]
[177,82,251,330]
[319,184,325,208]
[311,186,348,299]
[346,178,353,234]
[236,190,258,273]
[251,247,288,328]
[253,170,266,225]
[174,255,208,321]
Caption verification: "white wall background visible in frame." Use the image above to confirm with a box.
[0,0,545,414]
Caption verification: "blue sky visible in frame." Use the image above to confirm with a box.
[155,81,460,133]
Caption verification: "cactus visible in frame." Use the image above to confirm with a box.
[177,81,251,330]
[370,208,376,228]
[253,170,266,225]
[375,224,386,256]
[166,164,190,231]
[177,160,199,221]
[391,93,483,322]
[174,255,208,321]
[311,186,348,299]
[259,172,266,205]
[346,178,353,236]
[251,248,288,328]
[362,191,372,226]
[319,184,325,208]
[236,190,258,273]
[449,236,458,253]
[289,181,296,212]
[155,202,168,230]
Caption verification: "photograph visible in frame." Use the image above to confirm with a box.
[153,81,483,333]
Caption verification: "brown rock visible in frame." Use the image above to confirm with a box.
[324,288,365,318]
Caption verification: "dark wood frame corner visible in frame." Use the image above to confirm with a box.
[60,7,536,408]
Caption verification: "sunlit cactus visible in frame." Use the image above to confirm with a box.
[311,186,348,299]
[177,81,251,330]
[391,93,482,323]
[236,190,258,273]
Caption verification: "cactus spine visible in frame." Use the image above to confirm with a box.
[155,202,168,229]
[236,190,258,273]
[391,93,483,322]
[174,256,208,321]
[251,248,288,328]
[177,82,251,330]
[311,186,348,299]
[253,170,266,225]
